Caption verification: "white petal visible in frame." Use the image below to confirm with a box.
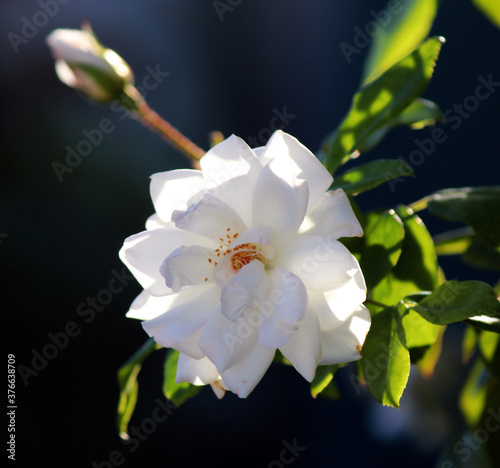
[276,235,360,291]
[220,261,270,322]
[310,269,366,331]
[171,328,205,359]
[119,226,216,296]
[150,169,206,223]
[126,290,176,321]
[176,353,220,386]
[172,193,247,242]
[142,284,219,354]
[145,213,167,230]
[258,268,308,349]
[320,305,371,365]
[260,130,333,209]
[201,134,261,187]
[279,310,322,382]
[199,309,257,373]
[220,344,275,398]
[160,245,215,293]
[46,29,108,70]
[54,60,77,87]
[252,163,309,249]
[299,189,363,238]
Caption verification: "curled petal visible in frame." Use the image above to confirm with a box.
[142,284,219,354]
[299,189,363,238]
[309,269,366,331]
[201,134,261,188]
[220,261,270,322]
[150,169,206,223]
[257,130,333,209]
[320,305,371,365]
[160,245,215,293]
[172,193,247,243]
[279,310,322,382]
[220,344,275,398]
[119,227,215,296]
[253,163,309,249]
[199,308,257,374]
[258,268,308,349]
[176,353,220,386]
[276,235,360,291]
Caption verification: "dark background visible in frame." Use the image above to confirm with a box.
[2,1,499,467]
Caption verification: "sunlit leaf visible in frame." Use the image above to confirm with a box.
[357,98,443,153]
[369,205,438,312]
[163,349,202,405]
[322,37,445,174]
[426,186,500,247]
[416,325,444,378]
[472,0,500,27]
[401,308,441,348]
[332,159,414,196]
[360,209,405,289]
[433,227,474,256]
[117,338,157,437]
[411,281,500,325]
[361,306,410,407]
[362,0,440,85]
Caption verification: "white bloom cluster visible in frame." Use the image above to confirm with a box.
[121,131,370,397]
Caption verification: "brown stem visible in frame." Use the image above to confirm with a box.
[128,88,205,165]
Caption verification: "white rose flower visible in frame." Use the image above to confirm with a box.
[120,130,371,398]
[46,26,133,102]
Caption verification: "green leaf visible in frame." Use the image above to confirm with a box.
[323,37,444,174]
[163,349,202,405]
[361,306,410,407]
[426,186,500,247]
[360,209,405,289]
[411,280,500,325]
[369,205,438,311]
[433,227,474,256]
[472,0,500,27]
[362,0,440,85]
[401,308,441,348]
[117,338,157,437]
[357,98,443,153]
[332,159,414,196]
[311,365,339,398]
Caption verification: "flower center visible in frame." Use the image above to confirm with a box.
[231,245,267,271]
[207,227,267,272]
